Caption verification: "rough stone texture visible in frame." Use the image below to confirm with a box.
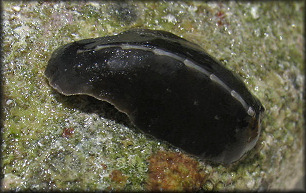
[1,1,304,191]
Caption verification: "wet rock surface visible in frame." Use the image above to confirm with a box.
[2,1,304,191]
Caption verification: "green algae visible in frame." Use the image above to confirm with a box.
[2,1,304,191]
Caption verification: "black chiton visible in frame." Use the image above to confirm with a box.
[45,29,264,164]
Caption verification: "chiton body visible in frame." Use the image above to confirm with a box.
[45,29,264,164]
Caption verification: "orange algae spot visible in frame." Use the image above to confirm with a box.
[101,163,108,170]
[216,10,227,26]
[108,170,128,190]
[62,127,74,138]
[146,151,208,191]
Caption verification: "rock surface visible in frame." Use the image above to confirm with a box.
[2,1,304,191]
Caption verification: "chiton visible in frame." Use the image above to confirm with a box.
[45,29,264,164]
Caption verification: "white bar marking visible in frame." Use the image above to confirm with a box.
[231,90,249,112]
[184,59,210,76]
[78,43,254,116]
[152,49,182,61]
[210,74,231,93]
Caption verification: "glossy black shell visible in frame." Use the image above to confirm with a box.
[45,29,264,164]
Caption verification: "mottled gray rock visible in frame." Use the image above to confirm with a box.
[2,1,304,191]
